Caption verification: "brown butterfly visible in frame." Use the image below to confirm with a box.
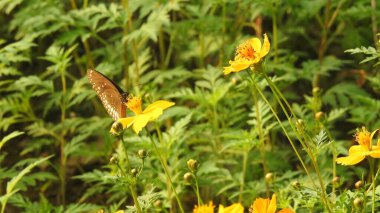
[87,69,129,121]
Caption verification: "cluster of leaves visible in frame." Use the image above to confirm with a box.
[0,0,379,212]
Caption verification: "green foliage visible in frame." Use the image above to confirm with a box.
[1,0,380,212]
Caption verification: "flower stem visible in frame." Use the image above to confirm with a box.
[193,173,202,205]
[245,71,314,187]
[369,158,375,213]
[120,136,142,213]
[262,73,332,212]
[146,129,184,213]
[239,151,248,202]
[252,78,269,196]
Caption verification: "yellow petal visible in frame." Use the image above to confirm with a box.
[336,145,368,165]
[369,146,380,158]
[336,155,365,165]
[260,34,270,58]
[223,66,235,75]
[193,201,215,213]
[132,114,150,134]
[251,195,276,213]
[218,203,244,213]
[278,208,295,213]
[229,60,253,71]
[250,38,262,53]
[146,108,164,121]
[268,194,277,213]
[251,198,269,213]
[143,100,175,114]
[118,117,136,128]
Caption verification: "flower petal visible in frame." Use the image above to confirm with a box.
[143,100,175,114]
[336,145,368,165]
[132,114,150,134]
[229,60,253,71]
[260,34,270,58]
[251,195,277,213]
[369,146,380,158]
[336,155,365,165]
[146,108,164,121]
[250,38,262,53]
[118,117,136,128]
[218,203,244,213]
[278,208,295,213]
[268,194,277,213]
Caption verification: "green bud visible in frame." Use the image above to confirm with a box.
[315,111,324,121]
[291,180,301,189]
[187,159,199,172]
[109,155,118,164]
[355,180,363,189]
[110,122,123,136]
[130,168,138,177]
[184,172,194,184]
[137,149,147,159]
[354,198,362,207]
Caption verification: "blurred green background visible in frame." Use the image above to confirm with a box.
[1,0,379,212]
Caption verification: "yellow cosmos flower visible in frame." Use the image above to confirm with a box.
[250,194,294,213]
[193,201,215,213]
[336,127,380,165]
[224,34,270,75]
[110,96,175,134]
[193,202,244,213]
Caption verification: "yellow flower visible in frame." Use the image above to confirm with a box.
[218,203,244,213]
[336,127,380,165]
[110,96,175,134]
[224,34,270,75]
[193,201,215,213]
[250,194,294,213]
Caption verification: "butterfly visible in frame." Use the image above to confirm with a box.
[87,69,129,121]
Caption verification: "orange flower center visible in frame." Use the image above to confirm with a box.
[355,128,371,149]
[126,96,142,115]
[235,40,256,61]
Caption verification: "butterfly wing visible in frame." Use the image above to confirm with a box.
[87,69,126,121]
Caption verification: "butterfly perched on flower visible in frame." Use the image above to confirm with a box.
[87,69,129,121]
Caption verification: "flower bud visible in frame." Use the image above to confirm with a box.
[110,122,123,136]
[291,181,301,189]
[184,172,194,184]
[315,111,324,121]
[109,155,118,164]
[137,149,147,159]
[231,77,237,85]
[333,176,340,187]
[154,200,162,208]
[353,198,362,207]
[296,119,304,132]
[130,168,138,177]
[187,159,199,172]
[355,180,363,189]
[265,173,273,182]
[312,87,320,96]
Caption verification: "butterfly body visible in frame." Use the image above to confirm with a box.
[87,69,129,121]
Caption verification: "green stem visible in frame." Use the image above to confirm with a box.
[262,73,332,212]
[146,129,184,213]
[252,77,269,196]
[245,71,314,187]
[369,158,375,213]
[271,2,278,64]
[59,66,67,205]
[239,151,248,202]
[194,174,202,205]
[120,136,143,213]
